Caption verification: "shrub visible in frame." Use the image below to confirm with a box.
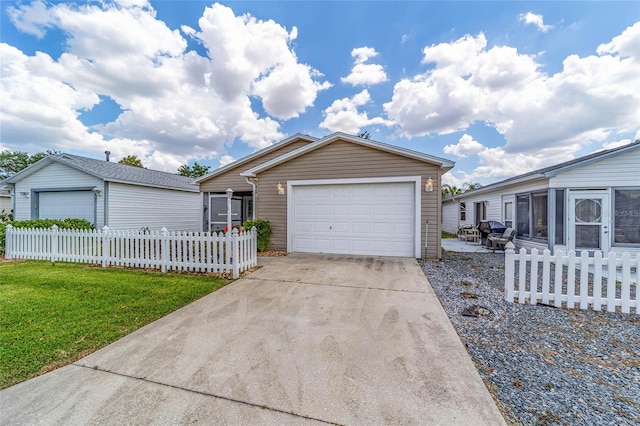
[242,219,272,252]
[0,218,95,250]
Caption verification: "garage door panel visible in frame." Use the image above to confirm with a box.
[351,222,370,233]
[39,191,94,223]
[293,181,416,257]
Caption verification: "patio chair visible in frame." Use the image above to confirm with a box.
[487,228,517,252]
[458,226,481,244]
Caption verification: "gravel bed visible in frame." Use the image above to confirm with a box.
[421,251,640,425]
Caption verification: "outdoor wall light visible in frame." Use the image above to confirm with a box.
[277,182,285,195]
[425,177,434,192]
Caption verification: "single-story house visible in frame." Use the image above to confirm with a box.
[197,132,455,259]
[442,141,640,256]
[0,187,11,215]
[2,153,200,231]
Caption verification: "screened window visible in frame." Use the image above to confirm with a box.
[516,191,549,241]
[554,190,565,245]
[614,189,640,244]
[533,193,548,239]
[516,195,530,237]
[460,202,466,221]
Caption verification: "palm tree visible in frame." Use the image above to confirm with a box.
[441,184,463,197]
[463,182,483,192]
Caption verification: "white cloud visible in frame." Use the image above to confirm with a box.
[519,12,552,32]
[319,90,393,134]
[384,24,640,156]
[443,134,485,158]
[219,155,235,167]
[2,1,328,171]
[443,134,577,184]
[341,46,388,86]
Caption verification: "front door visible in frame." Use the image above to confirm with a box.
[568,191,610,254]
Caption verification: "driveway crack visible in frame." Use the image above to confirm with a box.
[72,364,342,425]
[243,276,427,293]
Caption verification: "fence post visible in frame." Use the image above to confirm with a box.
[251,226,258,267]
[5,224,13,259]
[232,228,239,278]
[504,242,515,302]
[161,227,169,273]
[50,225,58,262]
[101,226,110,268]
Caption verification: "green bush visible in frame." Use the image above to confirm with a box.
[0,218,95,250]
[242,219,272,252]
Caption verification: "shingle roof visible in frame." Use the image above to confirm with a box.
[3,153,199,192]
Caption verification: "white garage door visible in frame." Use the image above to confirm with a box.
[39,191,95,223]
[292,181,416,257]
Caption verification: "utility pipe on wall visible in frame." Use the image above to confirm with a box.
[245,177,257,220]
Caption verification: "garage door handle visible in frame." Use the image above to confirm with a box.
[329,226,332,229]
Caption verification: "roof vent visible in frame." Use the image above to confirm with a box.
[105,151,111,162]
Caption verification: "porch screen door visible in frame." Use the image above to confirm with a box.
[568,192,609,253]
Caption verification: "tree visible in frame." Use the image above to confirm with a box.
[0,149,59,178]
[177,162,210,178]
[441,184,463,197]
[118,155,145,168]
[463,182,483,191]
[357,131,371,139]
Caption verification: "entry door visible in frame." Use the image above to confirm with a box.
[568,192,610,253]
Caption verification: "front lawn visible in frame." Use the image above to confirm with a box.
[0,260,227,389]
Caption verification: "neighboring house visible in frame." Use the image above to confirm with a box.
[198,132,455,259]
[442,141,640,256]
[0,187,11,214]
[2,153,200,231]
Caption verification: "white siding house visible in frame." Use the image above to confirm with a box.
[2,153,200,231]
[443,141,640,256]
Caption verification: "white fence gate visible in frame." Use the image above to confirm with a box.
[504,242,638,314]
[5,225,258,278]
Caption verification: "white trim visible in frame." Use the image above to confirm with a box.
[286,176,422,257]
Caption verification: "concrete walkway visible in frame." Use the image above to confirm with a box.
[1,254,505,425]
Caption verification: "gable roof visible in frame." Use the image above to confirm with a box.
[195,133,318,183]
[445,140,640,201]
[3,153,198,192]
[240,132,455,177]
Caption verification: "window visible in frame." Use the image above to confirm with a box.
[516,195,530,237]
[516,191,549,241]
[554,190,565,245]
[533,193,548,239]
[614,189,640,244]
[504,202,513,228]
[459,202,466,221]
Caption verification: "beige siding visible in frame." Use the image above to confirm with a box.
[199,140,311,193]
[254,140,443,258]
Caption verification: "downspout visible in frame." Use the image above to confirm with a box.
[245,177,257,220]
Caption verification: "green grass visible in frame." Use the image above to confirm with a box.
[442,231,457,239]
[0,260,228,389]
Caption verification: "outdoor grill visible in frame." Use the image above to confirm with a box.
[478,220,507,247]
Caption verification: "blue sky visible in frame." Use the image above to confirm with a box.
[1,1,638,186]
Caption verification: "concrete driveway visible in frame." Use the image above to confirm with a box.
[1,254,505,425]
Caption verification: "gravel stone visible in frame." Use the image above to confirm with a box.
[421,251,640,425]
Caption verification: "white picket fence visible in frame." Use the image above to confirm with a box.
[5,225,258,278]
[504,242,638,314]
